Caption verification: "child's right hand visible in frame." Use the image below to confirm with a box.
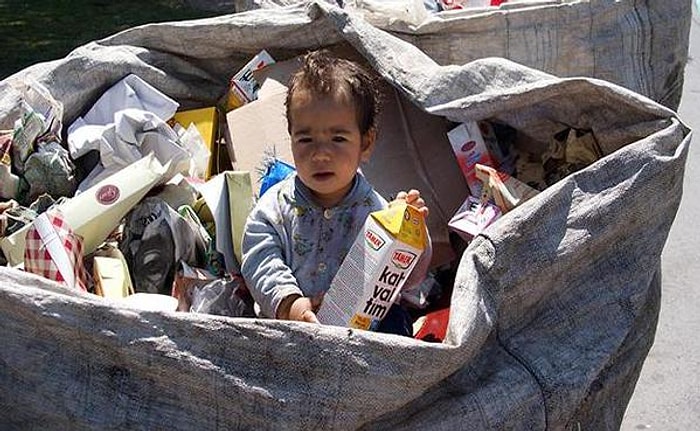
[278,294,321,323]
[391,189,429,218]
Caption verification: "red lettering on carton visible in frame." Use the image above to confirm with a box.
[365,229,385,251]
[461,141,476,152]
[391,249,416,269]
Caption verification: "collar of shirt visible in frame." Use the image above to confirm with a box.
[284,173,374,211]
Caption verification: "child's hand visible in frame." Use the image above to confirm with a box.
[392,189,429,218]
[278,294,320,323]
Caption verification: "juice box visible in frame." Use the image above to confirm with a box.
[317,202,428,331]
[447,121,497,198]
[475,163,539,213]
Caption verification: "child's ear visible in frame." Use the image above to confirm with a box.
[360,128,377,162]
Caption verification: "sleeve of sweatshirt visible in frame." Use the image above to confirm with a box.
[240,193,303,319]
[399,226,433,308]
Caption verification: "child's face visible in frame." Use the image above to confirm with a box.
[288,90,375,208]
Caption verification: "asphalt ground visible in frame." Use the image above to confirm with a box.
[620,9,700,431]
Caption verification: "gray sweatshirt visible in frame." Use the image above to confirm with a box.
[241,173,431,318]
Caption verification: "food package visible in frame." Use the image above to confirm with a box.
[475,163,539,213]
[317,203,428,331]
[23,210,88,292]
[226,50,275,111]
[447,121,498,198]
[93,256,133,299]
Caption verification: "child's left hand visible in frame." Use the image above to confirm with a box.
[391,189,429,218]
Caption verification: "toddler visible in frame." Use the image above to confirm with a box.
[240,50,431,333]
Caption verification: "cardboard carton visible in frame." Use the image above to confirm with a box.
[225,91,295,175]
[93,256,133,299]
[172,107,219,179]
[447,121,498,198]
[317,203,428,330]
[448,195,501,241]
[475,163,539,213]
[226,50,275,111]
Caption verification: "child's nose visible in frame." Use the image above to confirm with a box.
[311,143,332,162]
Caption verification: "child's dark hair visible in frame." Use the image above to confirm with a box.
[286,50,380,135]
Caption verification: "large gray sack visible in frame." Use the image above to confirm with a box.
[0,2,691,430]
[230,0,691,109]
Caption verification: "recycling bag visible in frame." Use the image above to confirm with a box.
[0,2,690,429]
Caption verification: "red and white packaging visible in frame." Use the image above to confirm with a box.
[447,121,498,197]
[24,211,88,291]
[226,50,275,110]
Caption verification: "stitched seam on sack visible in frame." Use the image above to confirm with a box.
[479,233,550,430]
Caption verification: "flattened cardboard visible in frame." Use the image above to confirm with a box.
[225,91,294,177]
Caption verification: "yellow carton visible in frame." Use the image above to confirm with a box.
[317,203,428,330]
[93,256,133,299]
[172,107,218,178]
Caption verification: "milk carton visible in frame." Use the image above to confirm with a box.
[317,202,428,331]
[447,121,498,198]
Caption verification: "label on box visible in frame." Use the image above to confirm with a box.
[317,203,427,330]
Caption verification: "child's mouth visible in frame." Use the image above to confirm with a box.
[312,172,334,181]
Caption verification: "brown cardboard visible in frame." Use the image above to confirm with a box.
[225,90,294,177]
[226,53,466,267]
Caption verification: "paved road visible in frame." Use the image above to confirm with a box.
[620,11,700,431]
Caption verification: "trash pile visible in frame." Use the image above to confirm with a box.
[0,45,604,342]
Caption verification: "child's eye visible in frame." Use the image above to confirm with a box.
[332,136,348,143]
[296,137,313,144]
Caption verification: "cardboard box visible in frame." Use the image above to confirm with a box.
[93,256,133,299]
[226,50,275,111]
[225,91,295,175]
[225,49,464,267]
[317,203,428,330]
[475,163,539,213]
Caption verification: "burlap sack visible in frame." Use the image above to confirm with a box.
[0,2,690,429]
[229,0,691,109]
